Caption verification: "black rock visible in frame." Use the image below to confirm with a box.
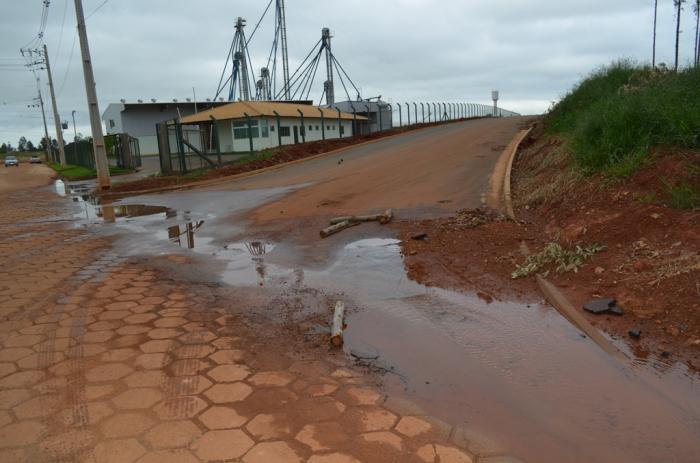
[628,329,642,340]
[410,233,428,241]
[608,304,625,316]
[583,298,617,314]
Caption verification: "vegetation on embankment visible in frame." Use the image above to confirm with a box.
[542,61,699,209]
[49,163,132,181]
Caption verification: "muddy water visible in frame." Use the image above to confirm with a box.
[74,190,700,463]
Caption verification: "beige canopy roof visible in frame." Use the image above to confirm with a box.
[180,101,366,124]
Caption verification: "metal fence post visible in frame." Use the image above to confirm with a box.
[336,108,342,138]
[350,104,357,137]
[208,116,222,165]
[398,103,402,127]
[272,110,282,147]
[318,108,326,141]
[405,103,410,125]
[244,112,254,153]
[378,104,383,132]
[413,102,417,126]
[296,109,306,143]
[364,104,372,134]
[175,120,187,174]
[387,104,392,129]
[420,103,425,123]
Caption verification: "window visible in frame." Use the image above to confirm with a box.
[279,126,291,137]
[109,119,115,129]
[233,120,259,139]
[308,125,313,131]
[327,125,331,130]
[340,126,345,135]
[260,119,269,138]
[316,125,320,131]
[270,125,275,132]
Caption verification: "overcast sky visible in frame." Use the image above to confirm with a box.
[1,0,698,147]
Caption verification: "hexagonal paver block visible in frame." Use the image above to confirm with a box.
[243,441,303,463]
[113,388,163,410]
[145,420,202,449]
[60,401,114,426]
[88,320,121,332]
[190,429,254,461]
[153,396,208,421]
[306,383,338,397]
[0,389,32,409]
[39,429,97,458]
[106,301,138,311]
[112,335,145,348]
[139,340,176,354]
[198,406,248,430]
[155,317,188,328]
[211,337,239,349]
[248,371,295,387]
[0,347,34,362]
[135,449,199,463]
[82,330,116,344]
[290,397,345,423]
[0,370,46,388]
[295,422,350,452]
[13,395,61,419]
[124,371,166,388]
[208,349,245,365]
[356,431,404,452]
[101,348,139,362]
[125,313,158,325]
[0,421,46,447]
[395,416,432,437]
[135,353,172,370]
[204,383,253,404]
[148,328,182,340]
[2,334,44,348]
[92,438,146,463]
[340,386,383,406]
[170,359,210,376]
[207,364,250,383]
[140,296,166,305]
[117,325,151,336]
[166,373,210,395]
[246,413,291,440]
[99,310,131,321]
[101,412,156,438]
[307,453,361,463]
[179,331,217,345]
[173,344,216,360]
[345,407,397,432]
[429,444,474,463]
[86,363,134,382]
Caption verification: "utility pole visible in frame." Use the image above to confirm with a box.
[37,84,51,162]
[653,0,658,68]
[74,0,111,190]
[43,44,67,167]
[322,28,335,106]
[71,110,78,160]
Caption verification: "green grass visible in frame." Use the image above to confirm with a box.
[512,242,607,279]
[545,61,700,176]
[49,163,132,180]
[663,180,700,210]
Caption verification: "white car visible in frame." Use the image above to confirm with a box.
[4,155,19,167]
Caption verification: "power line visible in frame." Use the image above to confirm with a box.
[54,0,69,62]
[84,0,110,22]
[56,31,77,96]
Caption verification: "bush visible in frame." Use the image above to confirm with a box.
[545,62,700,176]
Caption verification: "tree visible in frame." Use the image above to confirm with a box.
[674,0,685,71]
[26,140,35,151]
[653,0,659,67]
[17,136,27,152]
[0,143,7,154]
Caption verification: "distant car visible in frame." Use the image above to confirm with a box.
[29,155,41,164]
[4,155,19,167]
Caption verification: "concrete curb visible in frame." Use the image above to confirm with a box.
[99,117,489,199]
[502,128,532,220]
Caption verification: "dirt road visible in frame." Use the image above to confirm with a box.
[0,163,54,194]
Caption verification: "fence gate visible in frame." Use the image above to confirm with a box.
[157,121,218,175]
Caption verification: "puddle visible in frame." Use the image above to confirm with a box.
[66,187,700,463]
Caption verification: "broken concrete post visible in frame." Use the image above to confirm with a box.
[331,301,345,347]
[320,220,359,238]
[329,209,394,226]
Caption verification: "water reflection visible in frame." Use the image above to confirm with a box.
[168,221,205,249]
[244,241,268,286]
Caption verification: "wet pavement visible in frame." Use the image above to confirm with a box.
[67,178,700,463]
[2,119,699,462]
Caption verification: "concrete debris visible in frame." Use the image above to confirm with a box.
[322,210,393,238]
[411,233,428,241]
[583,298,624,316]
[628,329,642,340]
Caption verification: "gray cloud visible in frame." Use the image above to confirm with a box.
[1,0,698,145]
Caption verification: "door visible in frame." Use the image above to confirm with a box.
[293,126,299,144]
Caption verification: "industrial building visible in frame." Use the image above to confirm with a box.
[179,100,364,153]
[102,100,227,155]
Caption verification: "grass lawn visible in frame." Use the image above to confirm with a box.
[50,163,133,180]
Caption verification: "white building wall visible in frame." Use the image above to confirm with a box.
[228,116,354,153]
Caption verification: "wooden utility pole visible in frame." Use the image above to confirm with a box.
[74,0,111,190]
[675,0,684,72]
[43,45,67,167]
[653,0,658,68]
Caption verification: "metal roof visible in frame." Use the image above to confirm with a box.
[180,101,365,124]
